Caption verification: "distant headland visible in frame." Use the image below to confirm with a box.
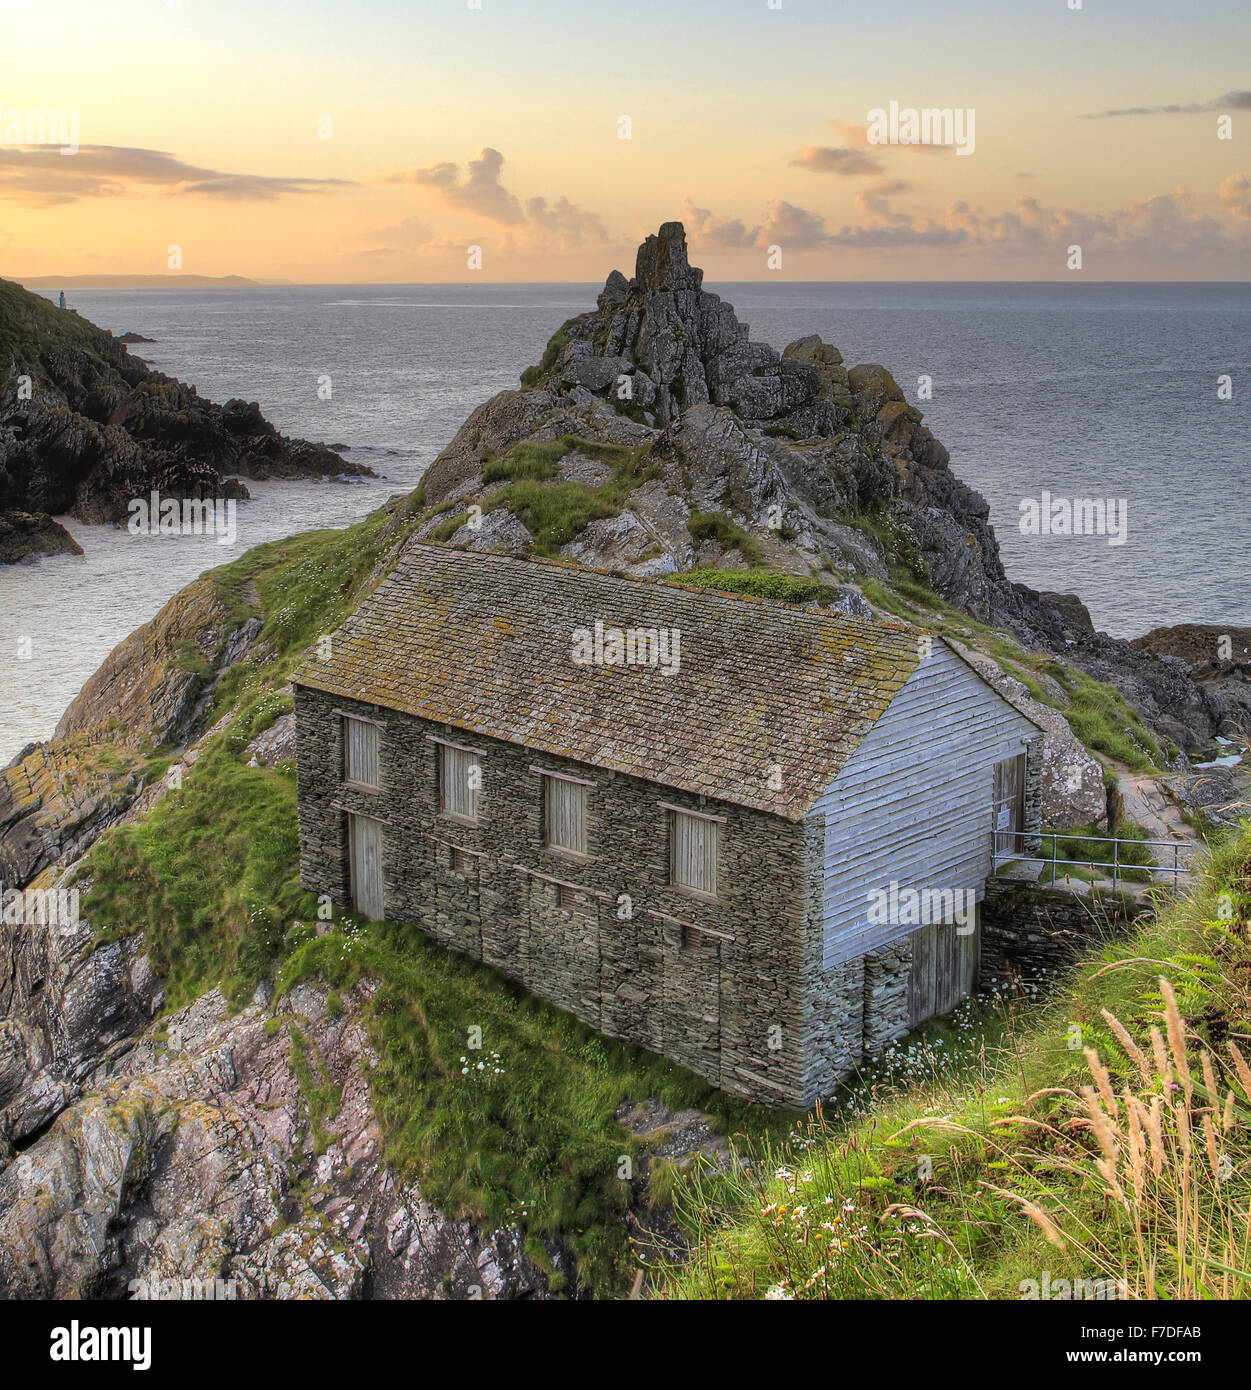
[6,274,291,290]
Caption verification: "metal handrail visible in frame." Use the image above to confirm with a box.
[990,829,1196,893]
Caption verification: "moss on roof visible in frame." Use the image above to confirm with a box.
[291,543,923,820]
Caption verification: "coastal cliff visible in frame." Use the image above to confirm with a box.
[0,225,1246,1301]
[0,276,373,562]
[417,222,1249,760]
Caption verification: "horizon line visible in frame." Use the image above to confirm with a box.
[11,276,1251,289]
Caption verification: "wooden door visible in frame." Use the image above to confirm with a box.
[992,754,1026,854]
[348,813,385,920]
[908,922,936,1027]
[908,915,979,1026]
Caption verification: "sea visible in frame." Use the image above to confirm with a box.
[2,280,1248,765]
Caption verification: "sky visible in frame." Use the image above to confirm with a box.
[0,0,1248,282]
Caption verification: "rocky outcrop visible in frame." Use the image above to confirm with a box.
[0,976,571,1299]
[0,510,82,565]
[1,577,265,888]
[416,223,1236,762]
[0,903,162,1150]
[1133,624,1251,740]
[0,275,373,558]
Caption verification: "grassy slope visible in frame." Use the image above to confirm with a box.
[661,827,1251,1300]
[75,498,792,1296]
[0,275,125,383]
[71,431,1204,1296]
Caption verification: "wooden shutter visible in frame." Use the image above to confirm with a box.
[348,813,384,920]
[672,812,718,896]
[546,776,587,855]
[441,744,478,821]
[344,717,379,788]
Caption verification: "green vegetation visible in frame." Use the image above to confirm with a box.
[81,743,306,1009]
[484,480,620,555]
[75,499,790,1296]
[80,503,431,1009]
[0,275,125,385]
[859,576,1163,773]
[519,316,587,389]
[1030,820,1157,886]
[69,437,1201,1301]
[287,1022,343,1156]
[848,508,929,587]
[477,435,661,556]
[661,825,1251,1300]
[686,511,762,563]
[670,568,836,605]
[277,916,782,1294]
[1061,669,1163,770]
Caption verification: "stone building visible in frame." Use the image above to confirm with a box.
[291,543,1043,1108]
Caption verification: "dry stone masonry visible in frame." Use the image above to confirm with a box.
[293,543,1043,1107]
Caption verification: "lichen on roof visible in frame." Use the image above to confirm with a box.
[290,543,921,821]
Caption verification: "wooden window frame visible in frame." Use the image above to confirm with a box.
[668,807,721,901]
[341,713,381,792]
[543,772,589,860]
[436,740,481,825]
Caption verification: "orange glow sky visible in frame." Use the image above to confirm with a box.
[1,0,1248,282]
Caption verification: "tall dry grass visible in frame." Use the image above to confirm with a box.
[996,976,1251,1298]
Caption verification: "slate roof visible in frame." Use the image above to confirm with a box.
[290,543,923,821]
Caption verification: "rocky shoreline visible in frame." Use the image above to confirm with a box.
[0,276,374,563]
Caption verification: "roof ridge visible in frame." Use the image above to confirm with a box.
[391,539,917,636]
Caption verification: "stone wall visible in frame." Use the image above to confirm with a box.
[861,942,912,1055]
[294,684,822,1106]
[800,816,863,1102]
[1023,736,1045,853]
[981,878,1147,982]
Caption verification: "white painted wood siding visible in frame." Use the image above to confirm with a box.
[814,640,1039,968]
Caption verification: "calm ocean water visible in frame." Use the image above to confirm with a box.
[2,281,1248,764]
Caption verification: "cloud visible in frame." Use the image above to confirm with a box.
[683,180,1249,261]
[1083,90,1251,118]
[827,118,949,155]
[680,196,833,249]
[386,147,615,257]
[0,145,347,208]
[757,199,834,248]
[390,146,524,225]
[679,198,757,248]
[525,195,610,249]
[789,145,882,176]
[1220,173,1251,220]
[343,215,436,257]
